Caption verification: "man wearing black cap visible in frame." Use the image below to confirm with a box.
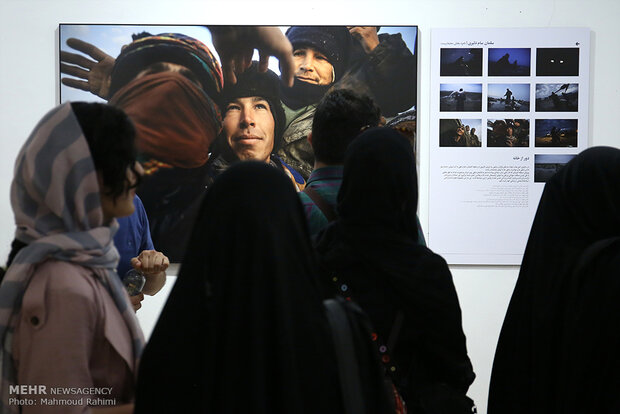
[206,62,305,191]
[278,26,417,180]
[155,62,304,262]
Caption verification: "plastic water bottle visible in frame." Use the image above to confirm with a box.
[123,269,146,296]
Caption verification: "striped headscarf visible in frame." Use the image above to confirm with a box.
[0,103,145,412]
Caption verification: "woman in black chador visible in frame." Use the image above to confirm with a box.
[489,147,620,414]
[134,162,343,413]
[315,127,475,413]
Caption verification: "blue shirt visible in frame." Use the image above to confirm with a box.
[114,195,154,278]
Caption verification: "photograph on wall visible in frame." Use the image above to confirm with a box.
[439,119,482,147]
[440,48,482,76]
[488,47,531,76]
[487,83,530,112]
[487,119,529,147]
[59,24,418,262]
[535,83,578,112]
[536,47,580,76]
[534,119,578,147]
[439,84,482,112]
[430,27,589,264]
[534,154,576,182]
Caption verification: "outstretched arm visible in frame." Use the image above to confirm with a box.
[61,26,295,98]
[60,38,115,100]
[209,26,294,87]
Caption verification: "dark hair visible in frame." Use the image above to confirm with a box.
[311,89,381,164]
[0,238,28,283]
[70,102,139,200]
[132,31,152,41]
[6,239,27,268]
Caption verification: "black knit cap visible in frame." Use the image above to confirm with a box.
[218,62,285,151]
[285,26,352,82]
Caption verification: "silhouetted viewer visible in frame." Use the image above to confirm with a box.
[135,162,398,413]
[315,127,475,412]
[489,147,620,413]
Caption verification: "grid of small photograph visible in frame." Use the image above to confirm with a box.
[439,45,580,156]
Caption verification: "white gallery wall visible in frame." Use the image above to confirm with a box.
[1,1,618,413]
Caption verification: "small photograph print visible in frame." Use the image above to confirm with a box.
[535,119,578,147]
[488,48,531,76]
[536,48,580,76]
[488,83,530,112]
[534,154,576,182]
[439,84,482,111]
[439,118,482,147]
[487,119,530,147]
[440,48,483,76]
[535,83,578,112]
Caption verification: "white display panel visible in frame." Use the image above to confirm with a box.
[429,28,590,264]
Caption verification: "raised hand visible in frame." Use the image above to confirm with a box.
[210,26,294,87]
[348,26,380,53]
[60,38,115,99]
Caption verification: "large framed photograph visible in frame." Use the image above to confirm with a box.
[59,24,418,261]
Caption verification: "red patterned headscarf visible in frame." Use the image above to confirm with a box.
[110,71,221,168]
